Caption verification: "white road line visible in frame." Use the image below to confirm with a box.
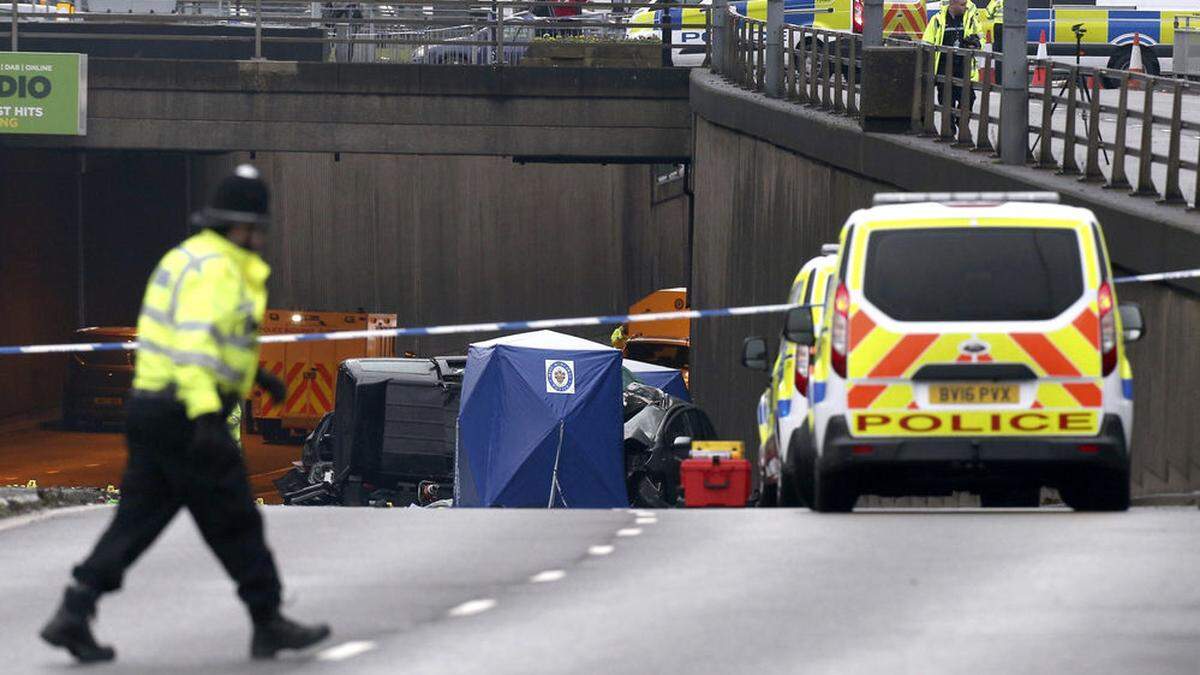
[616,528,642,537]
[636,517,658,525]
[588,544,615,556]
[45,470,60,475]
[84,463,101,468]
[317,641,377,662]
[448,598,497,618]
[530,569,566,584]
[631,510,655,518]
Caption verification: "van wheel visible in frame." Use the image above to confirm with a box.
[980,485,1041,508]
[759,482,779,508]
[1060,468,1130,512]
[777,466,802,507]
[1102,44,1160,88]
[786,433,816,507]
[812,465,857,513]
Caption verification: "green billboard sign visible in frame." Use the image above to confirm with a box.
[0,52,86,136]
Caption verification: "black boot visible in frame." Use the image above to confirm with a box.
[250,612,331,660]
[39,583,116,663]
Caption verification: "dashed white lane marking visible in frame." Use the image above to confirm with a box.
[631,510,655,518]
[84,463,101,468]
[530,569,566,584]
[448,598,497,618]
[636,517,658,525]
[317,640,377,662]
[616,528,642,537]
[45,470,60,475]
[588,545,615,556]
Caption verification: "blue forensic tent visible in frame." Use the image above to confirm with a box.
[623,358,690,401]
[456,330,627,508]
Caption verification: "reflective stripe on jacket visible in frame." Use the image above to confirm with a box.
[921,5,986,81]
[132,229,271,420]
[985,0,1002,25]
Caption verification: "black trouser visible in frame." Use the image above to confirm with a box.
[73,395,282,622]
[936,57,975,129]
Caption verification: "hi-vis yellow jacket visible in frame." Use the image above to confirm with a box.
[132,229,270,420]
[922,3,986,80]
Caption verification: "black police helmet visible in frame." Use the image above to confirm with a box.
[190,164,271,230]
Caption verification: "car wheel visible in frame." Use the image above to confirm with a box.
[812,463,857,513]
[1060,468,1130,512]
[980,485,1041,508]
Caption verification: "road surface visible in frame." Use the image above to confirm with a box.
[2,505,1197,673]
[0,426,300,503]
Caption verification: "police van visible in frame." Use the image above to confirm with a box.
[778,192,1144,512]
[746,250,836,506]
[626,0,927,67]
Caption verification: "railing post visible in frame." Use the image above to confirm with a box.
[975,53,994,152]
[1106,73,1132,190]
[1131,78,1157,197]
[496,4,505,66]
[939,45,953,140]
[10,0,16,52]
[765,0,783,97]
[863,0,883,48]
[808,29,819,103]
[661,0,674,68]
[1035,61,1056,167]
[712,0,728,73]
[254,0,263,60]
[1081,73,1105,181]
[1000,0,1029,166]
[1161,82,1186,205]
[846,35,858,115]
[1058,66,1081,175]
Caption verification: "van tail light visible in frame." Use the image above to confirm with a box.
[852,0,864,33]
[794,345,810,396]
[831,283,850,378]
[1098,282,1117,376]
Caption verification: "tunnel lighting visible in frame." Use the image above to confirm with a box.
[291,313,303,323]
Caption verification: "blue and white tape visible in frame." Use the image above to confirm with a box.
[3,266,1198,357]
[0,303,801,357]
[1113,268,1200,285]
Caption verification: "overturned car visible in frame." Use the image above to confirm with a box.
[276,357,715,508]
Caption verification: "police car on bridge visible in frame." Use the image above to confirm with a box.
[776,192,1144,512]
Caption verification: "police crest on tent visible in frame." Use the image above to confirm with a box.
[546,360,575,394]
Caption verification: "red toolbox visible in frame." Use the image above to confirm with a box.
[680,457,751,507]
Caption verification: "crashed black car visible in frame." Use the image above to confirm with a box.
[622,376,717,508]
[276,360,716,508]
[275,357,465,507]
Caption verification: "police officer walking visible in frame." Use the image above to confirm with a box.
[40,165,331,663]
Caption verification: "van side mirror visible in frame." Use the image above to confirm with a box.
[1119,302,1145,343]
[741,336,769,371]
[784,307,816,346]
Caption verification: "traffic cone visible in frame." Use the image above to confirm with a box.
[982,35,997,84]
[1128,33,1145,90]
[1031,30,1048,87]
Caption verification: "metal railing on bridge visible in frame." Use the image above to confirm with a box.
[717,5,1200,211]
[1,0,690,65]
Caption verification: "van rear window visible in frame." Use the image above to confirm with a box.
[863,227,1083,322]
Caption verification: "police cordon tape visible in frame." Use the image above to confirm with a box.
[2,267,1198,357]
[0,302,803,356]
